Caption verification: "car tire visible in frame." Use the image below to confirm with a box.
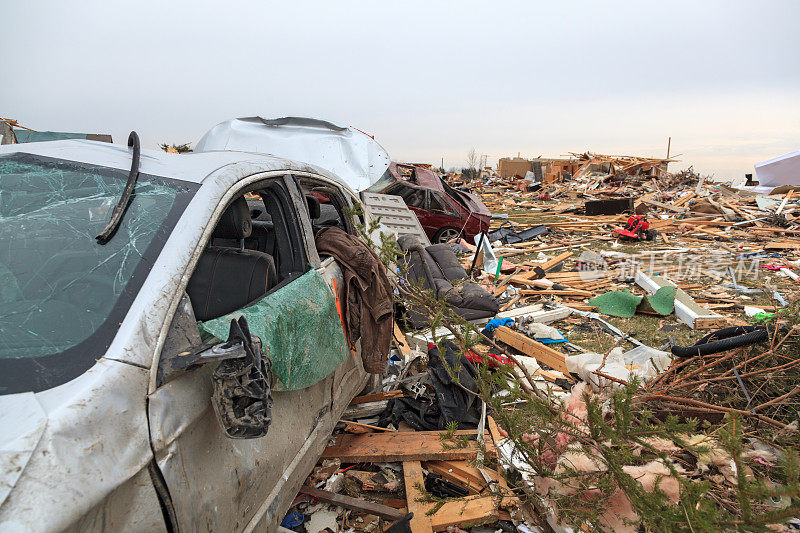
[434,227,461,244]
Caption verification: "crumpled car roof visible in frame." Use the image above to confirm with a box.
[195,116,391,192]
[0,139,355,190]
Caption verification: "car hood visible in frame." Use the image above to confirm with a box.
[195,116,391,192]
[0,393,47,507]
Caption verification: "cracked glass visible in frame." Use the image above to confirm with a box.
[0,153,197,393]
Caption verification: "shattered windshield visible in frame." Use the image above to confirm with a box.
[0,153,198,394]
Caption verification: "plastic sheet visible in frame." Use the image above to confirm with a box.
[199,269,349,390]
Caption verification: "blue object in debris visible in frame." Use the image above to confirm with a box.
[537,329,567,344]
[483,318,514,334]
[281,512,305,529]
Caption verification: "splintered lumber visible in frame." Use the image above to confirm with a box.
[640,198,687,213]
[322,431,488,462]
[538,251,574,272]
[393,322,411,358]
[429,495,499,531]
[510,277,554,288]
[403,461,434,533]
[300,486,405,520]
[400,465,498,530]
[424,460,519,510]
[493,326,568,373]
[776,189,794,215]
[341,420,397,432]
[349,390,404,405]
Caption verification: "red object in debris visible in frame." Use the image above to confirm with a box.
[761,264,785,271]
[427,343,510,368]
[613,215,654,241]
[465,349,511,368]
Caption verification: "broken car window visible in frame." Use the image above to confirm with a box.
[0,153,197,394]
[387,184,425,209]
[429,192,457,216]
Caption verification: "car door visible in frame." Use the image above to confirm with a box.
[147,173,365,532]
[426,190,464,239]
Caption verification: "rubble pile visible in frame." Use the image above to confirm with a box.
[286,154,799,532]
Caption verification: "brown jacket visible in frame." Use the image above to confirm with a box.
[315,227,393,373]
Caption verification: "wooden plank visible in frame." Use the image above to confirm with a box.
[321,431,486,463]
[539,250,574,271]
[300,485,405,520]
[341,420,397,432]
[519,288,594,297]
[429,495,499,531]
[493,326,568,374]
[350,390,403,406]
[393,322,411,358]
[640,198,687,213]
[776,189,794,215]
[510,277,554,288]
[486,415,504,449]
[403,461,434,533]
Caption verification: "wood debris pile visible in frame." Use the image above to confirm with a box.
[286,158,799,532]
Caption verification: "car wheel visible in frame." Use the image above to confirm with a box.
[434,227,461,243]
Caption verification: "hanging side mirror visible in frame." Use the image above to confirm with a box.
[157,317,273,439]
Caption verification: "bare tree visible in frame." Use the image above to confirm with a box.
[466,147,479,182]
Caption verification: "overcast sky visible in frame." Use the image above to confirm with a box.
[2,1,798,180]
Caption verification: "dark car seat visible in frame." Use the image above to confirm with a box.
[396,236,499,328]
[187,197,277,321]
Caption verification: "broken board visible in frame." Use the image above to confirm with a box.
[493,326,568,373]
[322,430,491,462]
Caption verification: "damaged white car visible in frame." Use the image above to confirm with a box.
[0,131,386,532]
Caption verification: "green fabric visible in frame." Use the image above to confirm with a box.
[198,269,349,390]
[589,290,643,318]
[589,287,676,318]
[637,286,677,315]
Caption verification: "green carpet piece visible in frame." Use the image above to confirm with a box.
[637,286,677,315]
[588,290,643,318]
[589,286,677,318]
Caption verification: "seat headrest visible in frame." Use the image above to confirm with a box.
[305,195,321,220]
[212,196,252,240]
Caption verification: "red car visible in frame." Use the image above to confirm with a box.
[367,162,491,243]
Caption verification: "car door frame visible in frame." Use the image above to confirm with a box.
[146,169,367,532]
[425,190,463,234]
